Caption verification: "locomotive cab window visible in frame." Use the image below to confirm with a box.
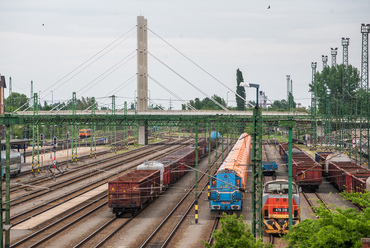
[264,182,297,194]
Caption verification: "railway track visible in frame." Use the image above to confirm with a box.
[10,196,107,248]
[10,141,195,247]
[82,140,228,247]
[302,191,331,214]
[9,141,190,228]
[137,146,226,248]
[207,217,220,246]
[6,139,185,199]
[7,143,171,205]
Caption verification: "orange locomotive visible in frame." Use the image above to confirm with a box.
[262,179,300,234]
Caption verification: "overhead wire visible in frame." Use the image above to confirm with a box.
[148,28,247,106]
[148,52,229,111]
[41,26,136,99]
[148,75,197,111]
[77,50,137,96]
[94,74,137,108]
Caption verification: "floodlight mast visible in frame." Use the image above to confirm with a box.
[342,37,350,68]
[331,47,338,67]
[361,24,370,90]
[322,55,328,69]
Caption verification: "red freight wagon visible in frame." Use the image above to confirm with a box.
[328,162,358,191]
[163,147,194,178]
[292,161,322,190]
[279,143,322,190]
[348,171,370,193]
[108,170,160,216]
[315,152,334,164]
[137,160,176,189]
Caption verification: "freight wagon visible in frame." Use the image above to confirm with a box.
[108,170,161,216]
[108,138,217,216]
[315,152,370,194]
[279,143,322,191]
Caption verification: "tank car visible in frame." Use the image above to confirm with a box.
[209,133,251,211]
[263,179,300,234]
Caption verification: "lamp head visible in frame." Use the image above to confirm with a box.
[239,82,250,87]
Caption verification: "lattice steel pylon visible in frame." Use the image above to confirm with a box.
[331,47,338,67]
[311,62,317,145]
[251,106,263,238]
[342,37,350,68]
[111,95,117,153]
[361,24,370,90]
[90,97,96,158]
[31,93,40,175]
[71,92,77,162]
[322,55,328,69]
[361,24,370,166]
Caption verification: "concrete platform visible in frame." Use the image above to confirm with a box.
[12,184,107,230]
[22,146,110,172]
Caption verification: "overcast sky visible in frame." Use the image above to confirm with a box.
[1,0,369,110]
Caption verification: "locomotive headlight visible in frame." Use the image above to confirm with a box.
[217,194,220,200]
[266,220,274,225]
[232,194,235,200]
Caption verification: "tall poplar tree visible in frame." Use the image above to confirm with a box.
[236,69,246,111]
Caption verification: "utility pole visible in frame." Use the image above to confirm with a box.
[342,37,350,68]
[287,75,293,112]
[9,77,12,110]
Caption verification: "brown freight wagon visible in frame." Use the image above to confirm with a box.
[349,171,370,193]
[279,143,322,190]
[108,170,161,216]
[315,151,334,176]
[162,147,195,179]
[327,162,358,192]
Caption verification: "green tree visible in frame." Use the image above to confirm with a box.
[204,213,273,248]
[5,92,29,112]
[185,95,227,110]
[285,191,370,248]
[309,64,361,116]
[236,69,246,111]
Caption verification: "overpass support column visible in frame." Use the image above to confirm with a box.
[137,16,148,145]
